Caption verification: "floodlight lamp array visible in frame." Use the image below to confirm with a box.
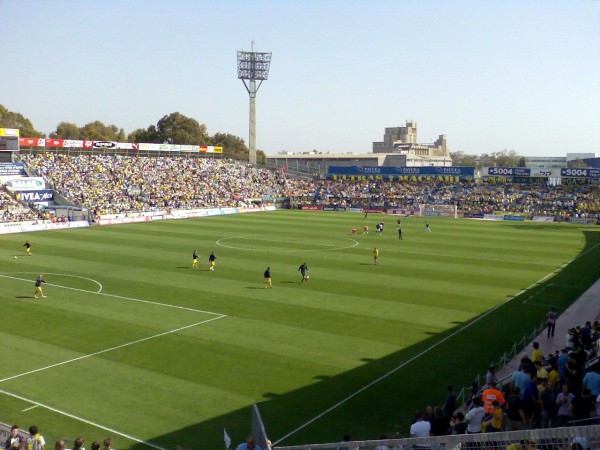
[237,51,272,81]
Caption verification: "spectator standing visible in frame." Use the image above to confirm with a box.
[236,436,261,450]
[583,365,600,396]
[572,388,594,423]
[506,387,527,431]
[531,342,543,363]
[450,412,467,435]
[443,385,457,418]
[4,425,23,450]
[540,381,559,428]
[481,380,505,415]
[556,384,575,426]
[485,366,497,386]
[546,308,558,338]
[465,397,485,434]
[430,406,450,436]
[409,411,432,437]
[26,426,45,450]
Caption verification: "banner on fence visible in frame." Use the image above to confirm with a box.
[0,162,26,176]
[15,190,54,203]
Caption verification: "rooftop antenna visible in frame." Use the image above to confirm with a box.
[237,41,272,165]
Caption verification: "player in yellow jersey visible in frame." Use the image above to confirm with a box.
[23,241,32,256]
[192,250,198,268]
[34,274,47,298]
[264,267,273,288]
[209,251,217,271]
[373,247,379,265]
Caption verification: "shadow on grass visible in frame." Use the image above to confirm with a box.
[15,296,32,299]
[129,229,600,450]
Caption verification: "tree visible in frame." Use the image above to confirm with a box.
[156,112,209,145]
[494,149,521,167]
[568,158,588,168]
[212,132,249,161]
[0,104,44,137]
[78,121,125,141]
[50,122,81,139]
[128,125,161,143]
[450,151,477,167]
[517,156,526,167]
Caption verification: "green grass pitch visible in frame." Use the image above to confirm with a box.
[0,211,598,449]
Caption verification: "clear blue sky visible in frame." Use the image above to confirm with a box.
[1,0,598,157]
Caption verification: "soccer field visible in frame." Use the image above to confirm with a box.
[0,211,598,450]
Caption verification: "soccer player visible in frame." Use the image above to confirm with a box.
[192,249,198,268]
[351,227,357,234]
[376,223,381,235]
[424,223,432,232]
[23,240,32,256]
[264,267,272,288]
[363,225,369,234]
[397,223,402,240]
[298,262,308,283]
[373,247,379,265]
[379,221,385,235]
[34,274,47,298]
[209,251,217,271]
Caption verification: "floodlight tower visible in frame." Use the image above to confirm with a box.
[237,42,272,165]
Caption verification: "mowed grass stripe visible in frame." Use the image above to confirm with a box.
[0,212,597,450]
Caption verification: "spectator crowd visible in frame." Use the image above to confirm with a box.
[401,318,600,441]
[0,154,597,222]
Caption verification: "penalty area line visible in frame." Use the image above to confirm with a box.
[0,388,165,450]
[0,273,224,316]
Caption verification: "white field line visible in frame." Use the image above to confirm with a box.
[0,315,226,384]
[21,405,38,412]
[0,388,165,450]
[0,272,228,447]
[520,242,600,302]
[0,273,223,316]
[273,242,600,445]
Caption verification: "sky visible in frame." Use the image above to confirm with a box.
[1,0,598,157]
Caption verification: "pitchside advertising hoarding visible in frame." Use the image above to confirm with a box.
[4,177,45,190]
[18,138,222,154]
[15,190,54,203]
[560,168,600,179]
[0,162,26,176]
[327,166,475,181]
[482,167,563,179]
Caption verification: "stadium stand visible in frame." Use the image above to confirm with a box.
[2,153,599,448]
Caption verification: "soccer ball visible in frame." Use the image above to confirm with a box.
[305,275,309,279]
[14,256,17,259]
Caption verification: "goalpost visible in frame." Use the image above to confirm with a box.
[417,204,458,219]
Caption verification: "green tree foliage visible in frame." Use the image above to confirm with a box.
[157,112,209,145]
[0,104,44,137]
[50,122,81,139]
[50,120,125,141]
[450,151,478,167]
[494,149,521,167]
[80,121,125,141]
[212,132,248,161]
[127,125,161,143]
[128,112,210,145]
[568,158,588,168]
